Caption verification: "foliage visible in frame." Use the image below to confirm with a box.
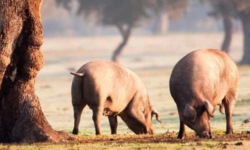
[155,0,189,21]
[201,0,250,18]
[55,0,189,27]
[55,0,190,61]
[233,0,250,13]
[55,0,72,10]
[77,0,153,27]
[200,0,235,19]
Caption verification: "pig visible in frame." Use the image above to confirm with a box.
[71,60,161,135]
[169,49,239,139]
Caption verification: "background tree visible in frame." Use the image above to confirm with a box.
[56,0,72,11]
[154,0,189,34]
[233,0,250,64]
[201,0,250,64]
[56,0,189,62]
[0,0,71,143]
[56,0,154,62]
[200,0,235,53]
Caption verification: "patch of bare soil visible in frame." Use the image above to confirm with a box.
[75,131,250,144]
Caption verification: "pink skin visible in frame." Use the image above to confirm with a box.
[170,49,239,139]
[71,60,161,135]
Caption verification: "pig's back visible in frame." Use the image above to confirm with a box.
[170,49,238,105]
[80,60,145,112]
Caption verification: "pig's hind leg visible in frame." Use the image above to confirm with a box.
[108,116,118,134]
[223,90,237,134]
[92,105,103,135]
[72,104,86,134]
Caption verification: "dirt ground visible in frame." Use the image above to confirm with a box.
[30,33,250,148]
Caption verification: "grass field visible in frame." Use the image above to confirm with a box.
[3,33,250,149]
[1,133,250,150]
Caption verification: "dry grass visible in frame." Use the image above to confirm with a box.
[1,132,250,150]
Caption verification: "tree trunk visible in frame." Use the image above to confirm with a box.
[239,12,250,64]
[112,24,132,62]
[0,0,72,143]
[155,11,169,35]
[221,16,233,53]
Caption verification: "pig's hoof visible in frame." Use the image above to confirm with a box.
[226,130,233,134]
[72,128,78,135]
[177,134,185,139]
[199,132,212,139]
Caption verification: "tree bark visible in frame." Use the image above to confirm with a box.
[112,24,132,62]
[0,0,72,143]
[239,12,250,64]
[221,16,233,53]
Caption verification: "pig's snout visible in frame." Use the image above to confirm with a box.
[146,127,154,135]
[199,131,213,139]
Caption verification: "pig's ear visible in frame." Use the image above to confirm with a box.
[203,100,214,118]
[183,104,197,122]
[71,72,84,77]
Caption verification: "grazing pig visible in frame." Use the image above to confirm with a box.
[170,49,239,139]
[71,60,161,135]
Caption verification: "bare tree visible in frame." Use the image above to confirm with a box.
[0,0,71,143]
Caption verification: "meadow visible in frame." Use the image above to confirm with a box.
[3,33,249,149]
